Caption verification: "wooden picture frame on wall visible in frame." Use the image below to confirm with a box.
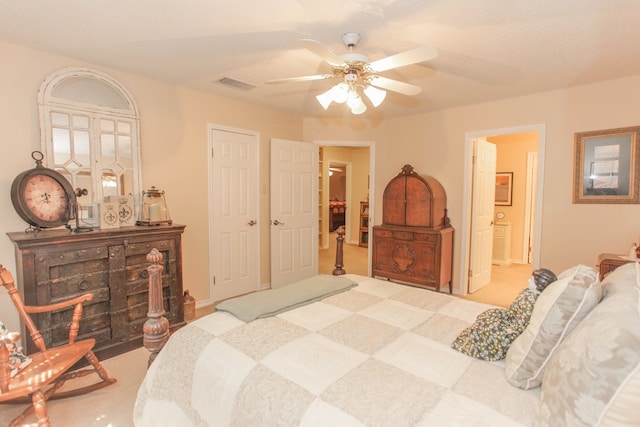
[495,172,513,206]
[573,126,640,204]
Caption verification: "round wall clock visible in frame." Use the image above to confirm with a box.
[11,151,76,230]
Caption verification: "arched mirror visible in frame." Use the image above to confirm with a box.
[38,68,142,223]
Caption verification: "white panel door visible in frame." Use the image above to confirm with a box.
[270,139,318,288]
[209,127,259,302]
[469,138,497,293]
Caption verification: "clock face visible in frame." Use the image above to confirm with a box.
[11,159,76,229]
[22,174,70,222]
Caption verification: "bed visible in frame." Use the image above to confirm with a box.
[133,264,640,426]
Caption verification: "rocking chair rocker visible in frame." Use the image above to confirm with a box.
[0,264,116,426]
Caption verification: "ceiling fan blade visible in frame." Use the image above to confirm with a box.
[368,45,438,73]
[300,39,347,68]
[265,74,338,84]
[368,75,423,96]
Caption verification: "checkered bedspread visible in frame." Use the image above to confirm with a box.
[134,274,540,426]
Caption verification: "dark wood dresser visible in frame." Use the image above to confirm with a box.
[372,165,454,293]
[7,224,186,360]
[596,252,636,280]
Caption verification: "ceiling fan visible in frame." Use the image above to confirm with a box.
[266,32,438,114]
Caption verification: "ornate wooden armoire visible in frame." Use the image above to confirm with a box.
[372,164,454,293]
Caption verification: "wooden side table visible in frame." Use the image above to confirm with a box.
[597,253,635,280]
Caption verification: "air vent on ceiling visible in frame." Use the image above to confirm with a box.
[215,77,255,92]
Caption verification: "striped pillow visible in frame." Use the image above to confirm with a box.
[537,266,640,426]
[503,264,601,389]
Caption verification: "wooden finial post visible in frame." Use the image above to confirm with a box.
[332,225,346,275]
[143,248,169,367]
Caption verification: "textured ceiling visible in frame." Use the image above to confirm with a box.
[1,0,640,119]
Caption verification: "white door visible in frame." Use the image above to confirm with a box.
[270,139,318,288]
[524,152,538,264]
[469,138,497,293]
[208,126,260,302]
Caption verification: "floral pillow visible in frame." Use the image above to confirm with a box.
[451,288,539,361]
[0,320,32,377]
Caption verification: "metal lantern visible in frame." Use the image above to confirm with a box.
[137,186,172,226]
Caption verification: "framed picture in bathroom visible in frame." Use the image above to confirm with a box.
[495,172,513,206]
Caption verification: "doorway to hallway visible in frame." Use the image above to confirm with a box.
[319,231,369,276]
[460,124,546,296]
[316,140,375,277]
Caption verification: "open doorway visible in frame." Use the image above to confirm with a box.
[328,162,347,232]
[460,124,546,304]
[316,141,375,276]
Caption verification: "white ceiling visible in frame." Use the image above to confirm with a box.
[1,0,640,119]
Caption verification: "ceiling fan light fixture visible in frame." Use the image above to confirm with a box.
[351,103,367,115]
[331,83,348,103]
[363,85,387,107]
[316,83,349,109]
[277,32,438,115]
[316,88,334,110]
[347,91,367,115]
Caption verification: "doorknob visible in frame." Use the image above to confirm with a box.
[273,219,284,226]
[247,220,256,226]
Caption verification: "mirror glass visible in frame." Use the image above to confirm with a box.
[39,69,141,224]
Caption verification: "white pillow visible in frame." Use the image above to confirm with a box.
[504,264,601,389]
[537,276,640,426]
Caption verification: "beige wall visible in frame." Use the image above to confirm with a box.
[308,75,640,292]
[0,40,303,330]
[3,38,640,328]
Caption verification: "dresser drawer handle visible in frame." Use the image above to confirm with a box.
[78,279,90,290]
[140,269,149,279]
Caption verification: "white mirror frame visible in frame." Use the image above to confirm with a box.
[37,67,142,224]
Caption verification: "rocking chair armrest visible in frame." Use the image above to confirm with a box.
[24,293,94,314]
[24,294,93,345]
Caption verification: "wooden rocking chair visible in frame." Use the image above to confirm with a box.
[0,264,116,426]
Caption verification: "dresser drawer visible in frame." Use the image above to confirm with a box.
[414,233,438,243]
[125,238,174,256]
[392,231,414,240]
[373,228,415,240]
[34,246,109,267]
[49,271,109,302]
[374,228,392,238]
